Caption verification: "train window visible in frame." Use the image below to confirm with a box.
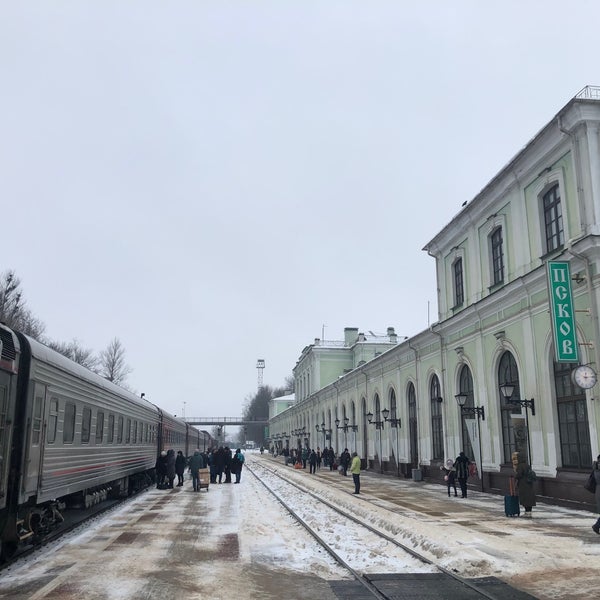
[64,402,76,443]
[108,414,115,443]
[47,397,59,444]
[133,420,138,443]
[117,416,124,443]
[96,411,104,443]
[126,418,131,443]
[0,386,6,446]
[82,407,92,443]
[32,394,43,445]
[144,423,148,443]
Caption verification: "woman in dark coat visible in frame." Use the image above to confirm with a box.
[175,450,187,487]
[454,451,471,498]
[512,451,536,517]
[591,455,600,533]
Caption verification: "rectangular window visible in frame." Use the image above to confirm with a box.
[47,397,59,444]
[544,185,564,253]
[96,411,104,443]
[453,258,464,307]
[491,227,504,285]
[108,414,115,443]
[126,418,131,443]
[117,415,124,444]
[64,402,76,443]
[82,407,92,443]
[133,420,138,444]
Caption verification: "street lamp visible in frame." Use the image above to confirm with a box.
[455,393,484,491]
[499,384,534,465]
[366,411,385,473]
[382,407,401,477]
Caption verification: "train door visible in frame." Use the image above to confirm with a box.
[21,382,46,497]
[0,370,13,510]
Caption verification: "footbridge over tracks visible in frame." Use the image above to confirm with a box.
[184,416,269,427]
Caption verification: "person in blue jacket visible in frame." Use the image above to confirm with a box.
[231,448,245,483]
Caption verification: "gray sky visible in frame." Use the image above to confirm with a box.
[2,2,599,419]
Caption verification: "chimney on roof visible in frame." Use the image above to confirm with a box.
[387,327,397,343]
[344,327,359,346]
[358,332,366,342]
[314,338,321,346]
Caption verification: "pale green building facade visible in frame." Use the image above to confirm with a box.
[269,86,600,506]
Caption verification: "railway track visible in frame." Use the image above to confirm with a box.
[246,459,534,600]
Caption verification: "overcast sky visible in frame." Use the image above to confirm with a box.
[2,2,599,419]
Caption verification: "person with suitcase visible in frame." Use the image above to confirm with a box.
[512,451,536,517]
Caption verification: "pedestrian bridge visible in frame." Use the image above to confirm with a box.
[184,416,269,426]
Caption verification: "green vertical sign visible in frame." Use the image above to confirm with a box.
[547,261,579,362]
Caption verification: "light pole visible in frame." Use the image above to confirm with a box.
[382,408,401,477]
[455,393,485,491]
[499,384,535,466]
[335,418,348,449]
[366,410,385,473]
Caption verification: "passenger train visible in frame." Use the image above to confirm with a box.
[0,322,211,560]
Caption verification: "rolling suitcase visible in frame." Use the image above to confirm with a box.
[504,476,520,517]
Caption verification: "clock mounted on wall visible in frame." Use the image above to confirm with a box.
[571,364,598,390]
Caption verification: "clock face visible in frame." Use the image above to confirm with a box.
[572,365,598,390]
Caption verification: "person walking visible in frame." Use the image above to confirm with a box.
[188,450,205,492]
[512,451,536,517]
[340,448,351,476]
[591,455,600,533]
[441,458,458,497]
[175,450,187,487]
[350,451,361,494]
[232,448,245,483]
[454,451,471,498]
[309,449,317,474]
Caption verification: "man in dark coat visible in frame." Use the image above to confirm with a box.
[513,451,536,517]
[175,450,187,486]
[155,451,167,489]
[165,449,176,489]
[454,451,471,498]
[188,450,205,492]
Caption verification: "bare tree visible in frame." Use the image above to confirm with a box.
[47,339,99,371]
[0,270,46,339]
[98,337,132,385]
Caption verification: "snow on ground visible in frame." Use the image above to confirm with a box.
[2,450,600,600]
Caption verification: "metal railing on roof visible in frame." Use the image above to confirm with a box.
[576,86,600,100]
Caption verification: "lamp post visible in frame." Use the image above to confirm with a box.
[382,408,401,477]
[499,384,535,466]
[335,418,349,449]
[366,410,385,473]
[455,393,485,491]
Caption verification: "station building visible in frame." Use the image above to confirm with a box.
[268,86,600,506]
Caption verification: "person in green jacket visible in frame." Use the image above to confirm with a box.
[350,452,361,494]
[188,450,205,492]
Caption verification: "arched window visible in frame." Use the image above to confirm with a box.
[374,393,381,425]
[408,382,418,467]
[430,375,443,460]
[389,388,397,421]
[498,351,521,463]
[458,365,475,460]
